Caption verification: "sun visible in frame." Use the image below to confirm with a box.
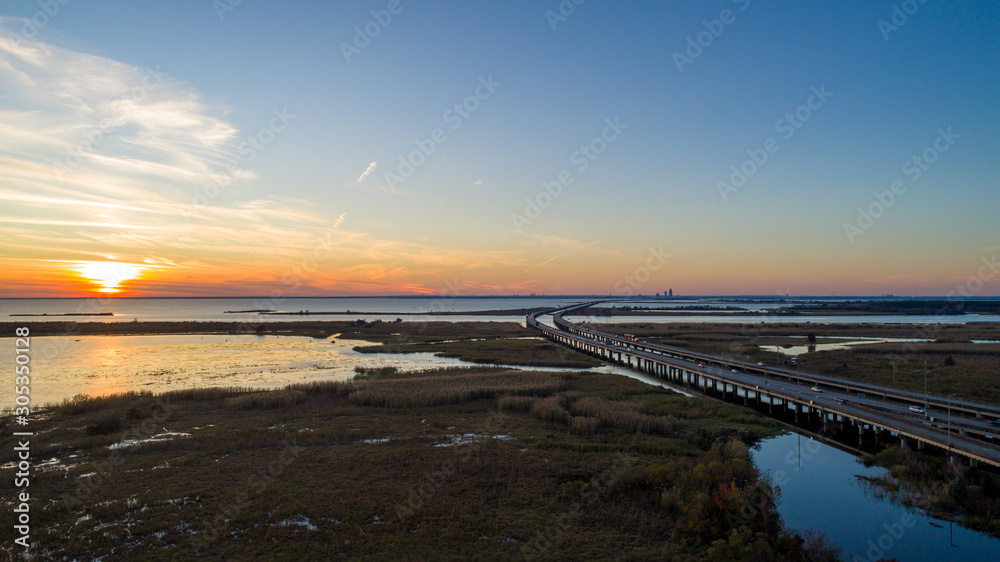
[73,261,149,294]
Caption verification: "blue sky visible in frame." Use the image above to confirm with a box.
[1,0,998,296]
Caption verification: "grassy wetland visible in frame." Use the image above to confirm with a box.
[6,317,999,559]
[0,361,855,560]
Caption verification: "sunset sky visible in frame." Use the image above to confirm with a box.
[1,1,998,297]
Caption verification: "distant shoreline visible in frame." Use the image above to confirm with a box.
[9,312,115,317]
[0,320,529,338]
[239,307,549,316]
[5,295,1000,300]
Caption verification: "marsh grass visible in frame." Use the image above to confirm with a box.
[345,370,563,408]
[571,396,677,436]
[0,365,793,561]
[224,389,308,410]
[530,395,571,424]
[498,395,536,412]
[569,416,599,436]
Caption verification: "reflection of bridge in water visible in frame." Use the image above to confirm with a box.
[528,301,1000,470]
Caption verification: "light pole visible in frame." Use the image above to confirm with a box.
[948,393,956,449]
[924,361,928,412]
[914,362,930,415]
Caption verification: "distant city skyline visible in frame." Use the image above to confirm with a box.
[1,1,998,297]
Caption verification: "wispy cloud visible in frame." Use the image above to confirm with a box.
[0,29,236,187]
[525,240,600,273]
[356,161,377,183]
[0,25,553,296]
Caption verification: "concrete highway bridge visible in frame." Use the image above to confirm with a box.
[527,301,1000,470]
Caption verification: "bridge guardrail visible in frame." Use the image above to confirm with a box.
[529,302,1000,466]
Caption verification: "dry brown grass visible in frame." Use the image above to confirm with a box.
[572,397,677,435]
[498,395,536,412]
[530,395,571,424]
[224,389,308,410]
[343,370,564,408]
[0,366,791,561]
[569,416,599,436]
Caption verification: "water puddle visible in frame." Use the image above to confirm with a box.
[760,335,933,357]
[109,431,191,450]
[433,434,515,447]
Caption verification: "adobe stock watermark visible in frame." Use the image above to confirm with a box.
[843,127,959,244]
[61,397,176,508]
[212,0,246,22]
[383,74,500,190]
[229,215,346,336]
[852,511,917,562]
[611,245,672,296]
[275,218,345,295]
[544,0,588,31]
[52,66,168,177]
[717,85,833,202]
[511,117,628,231]
[340,0,414,63]
[394,408,506,522]
[521,451,635,559]
[888,253,999,364]
[949,254,1000,298]
[15,0,73,43]
[877,0,930,41]
[192,440,305,551]
[180,106,295,220]
[673,0,751,73]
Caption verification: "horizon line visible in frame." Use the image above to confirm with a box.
[3,295,1000,300]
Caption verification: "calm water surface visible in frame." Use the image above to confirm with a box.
[1,332,655,406]
[753,432,1000,561]
[6,297,999,324]
[2,334,490,406]
[1,297,578,323]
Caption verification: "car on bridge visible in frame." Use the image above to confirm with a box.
[697,363,704,368]
[731,369,740,373]
[910,406,926,415]
[757,362,766,366]
[811,386,822,393]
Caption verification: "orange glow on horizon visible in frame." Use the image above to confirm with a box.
[72,261,151,294]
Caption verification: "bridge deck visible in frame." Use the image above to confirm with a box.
[528,302,1000,469]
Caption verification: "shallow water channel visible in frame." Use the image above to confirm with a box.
[752,432,1000,561]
